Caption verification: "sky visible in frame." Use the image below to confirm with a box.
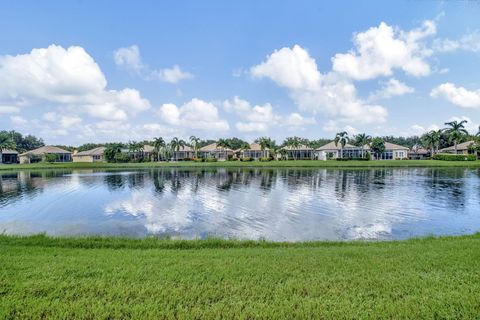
[1,0,480,145]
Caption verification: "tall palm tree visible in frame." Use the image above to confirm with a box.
[444,120,468,154]
[256,137,272,158]
[153,137,165,161]
[189,135,201,159]
[355,133,371,158]
[170,137,186,161]
[240,142,250,159]
[334,131,350,159]
[0,132,16,164]
[422,130,441,156]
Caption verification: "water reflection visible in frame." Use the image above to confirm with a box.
[0,168,479,241]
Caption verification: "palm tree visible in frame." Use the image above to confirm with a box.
[444,120,469,154]
[189,135,200,159]
[354,133,371,158]
[284,137,301,160]
[240,142,250,159]
[0,132,16,164]
[256,137,272,158]
[279,148,288,160]
[170,137,186,161]
[334,131,350,159]
[153,137,165,161]
[128,141,144,161]
[422,130,441,156]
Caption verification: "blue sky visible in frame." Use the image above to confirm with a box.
[1,0,480,145]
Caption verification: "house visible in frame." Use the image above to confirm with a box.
[364,142,409,160]
[240,143,270,160]
[122,145,155,161]
[0,149,18,164]
[172,145,194,161]
[19,146,72,164]
[316,141,364,160]
[280,144,315,160]
[439,140,476,155]
[408,146,430,160]
[198,143,233,161]
[72,147,106,163]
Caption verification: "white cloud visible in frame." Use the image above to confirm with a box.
[434,31,480,53]
[368,78,415,101]
[0,106,19,114]
[408,124,440,136]
[10,115,28,126]
[235,122,269,132]
[430,83,480,108]
[114,45,193,84]
[322,120,357,135]
[224,96,315,133]
[158,98,229,131]
[42,112,82,128]
[0,44,151,122]
[332,20,435,80]
[250,45,388,124]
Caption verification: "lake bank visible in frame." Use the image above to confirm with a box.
[1,159,480,171]
[1,234,479,319]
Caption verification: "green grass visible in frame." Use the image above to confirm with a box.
[1,234,480,319]
[2,159,480,171]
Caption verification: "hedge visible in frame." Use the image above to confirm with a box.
[432,153,477,161]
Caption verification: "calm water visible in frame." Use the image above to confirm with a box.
[0,168,479,241]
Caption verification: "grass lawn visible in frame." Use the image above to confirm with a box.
[1,159,480,171]
[1,234,480,319]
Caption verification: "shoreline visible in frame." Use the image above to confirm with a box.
[1,159,480,171]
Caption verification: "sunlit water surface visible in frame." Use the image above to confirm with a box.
[0,168,479,241]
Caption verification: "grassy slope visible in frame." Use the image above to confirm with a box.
[1,159,480,171]
[1,234,480,319]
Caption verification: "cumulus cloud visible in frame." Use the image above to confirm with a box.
[0,44,151,122]
[430,83,480,108]
[10,115,28,126]
[114,45,193,84]
[408,124,440,136]
[322,120,357,135]
[332,20,436,80]
[223,96,315,132]
[250,45,387,124]
[158,98,229,131]
[368,78,415,101]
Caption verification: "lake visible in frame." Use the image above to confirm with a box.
[0,168,479,241]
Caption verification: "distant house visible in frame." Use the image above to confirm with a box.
[172,145,194,161]
[122,145,155,161]
[364,142,409,160]
[281,144,315,160]
[439,141,476,155]
[198,143,233,161]
[0,149,18,164]
[316,141,363,160]
[408,146,430,160]
[72,147,106,163]
[19,146,72,164]
[241,143,270,160]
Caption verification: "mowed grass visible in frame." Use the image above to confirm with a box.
[1,159,480,171]
[1,234,480,319]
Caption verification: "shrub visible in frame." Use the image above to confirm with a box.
[205,158,218,162]
[259,157,272,162]
[240,157,253,162]
[335,157,369,161]
[43,153,58,163]
[183,158,192,161]
[113,153,130,163]
[193,158,204,162]
[433,153,477,161]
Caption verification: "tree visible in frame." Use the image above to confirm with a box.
[353,133,371,158]
[239,142,250,159]
[217,138,230,149]
[256,137,274,158]
[104,143,124,163]
[370,138,386,160]
[169,137,186,161]
[189,136,201,159]
[128,141,144,161]
[421,130,441,155]
[153,137,166,161]
[0,132,16,164]
[284,137,301,160]
[334,131,349,159]
[444,120,468,154]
